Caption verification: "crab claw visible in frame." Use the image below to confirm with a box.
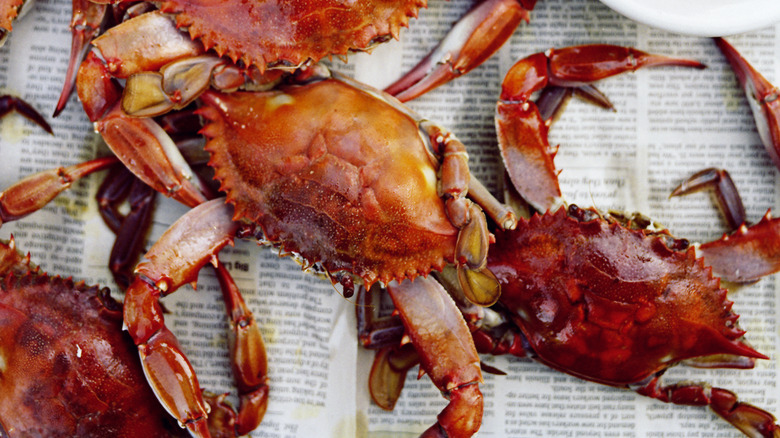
[0,95,53,134]
[53,0,107,117]
[385,0,536,102]
[496,45,705,212]
[715,37,780,172]
[386,277,484,437]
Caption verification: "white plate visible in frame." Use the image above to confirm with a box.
[599,0,780,37]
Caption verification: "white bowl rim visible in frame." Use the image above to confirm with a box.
[599,0,780,37]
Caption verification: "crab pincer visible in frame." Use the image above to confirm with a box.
[485,206,780,437]
[385,0,538,102]
[715,38,780,172]
[0,94,53,134]
[496,45,706,212]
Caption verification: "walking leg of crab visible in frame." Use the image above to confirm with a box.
[715,37,780,171]
[96,167,158,288]
[636,377,779,437]
[213,261,269,435]
[355,284,420,410]
[671,168,746,230]
[497,45,706,212]
[0,94,53,134]
[0,156,117,226]
[386,276,484,437]
[123,199,264,437]
[53,0,107,117]
[385,0,537,102]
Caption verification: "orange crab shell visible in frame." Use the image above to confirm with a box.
[197,79,459,286]
[160,0,427,70]
[487,207,765,386]
[0,241,185,437]
[0,0,22,31]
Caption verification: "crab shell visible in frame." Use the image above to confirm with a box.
[487,206,764,386]
[157,0,427,70]
[0,240,185,437]
[197,78,459,286]
[0,0,22,34]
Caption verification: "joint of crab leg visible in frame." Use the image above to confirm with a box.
[0,95,53,134]
[387,0,532,102]
[670,168,746,230]
[467,175,517,230]
[0,157,117,227]
[710,388,780,437]
[637,378,778,437]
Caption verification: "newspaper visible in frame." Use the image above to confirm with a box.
[0,0,778,436]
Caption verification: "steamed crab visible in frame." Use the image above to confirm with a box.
[0,238,187,437]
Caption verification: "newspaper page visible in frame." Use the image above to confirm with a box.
[0,0,778,437]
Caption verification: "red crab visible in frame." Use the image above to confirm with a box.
[66,12,529,433]
[0,238,187,436]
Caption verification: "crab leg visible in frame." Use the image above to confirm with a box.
[100,172,158,288]
[671,168,746,230]
[497,46,706,212]
[123,199,237,437]
[53,0,107,117]
[0,157,117,226]
[715,38,780,172]
[213,261,269,435]
[698,211,780,284]
[386,0,536,102]
[670,168,780,283]
[636,376,779,437]
[0,95,53,134]
[386,276,484,437]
